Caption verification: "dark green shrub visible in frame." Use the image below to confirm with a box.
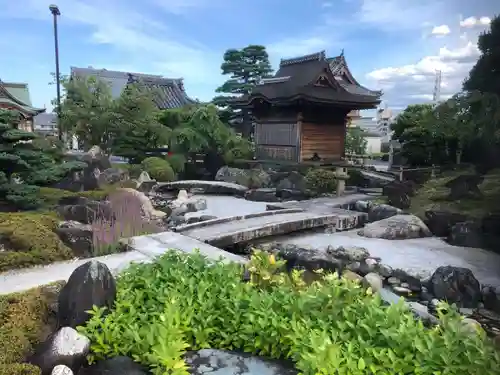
[78,250,500,375]
[304,168,337,194]
[141,157,175,182]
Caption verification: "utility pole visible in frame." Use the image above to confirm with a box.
[49,4,62,142]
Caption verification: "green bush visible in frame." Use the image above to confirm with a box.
[141,157,176,182]
[0,282,64,375]
[78,250,500,375]
[0,213,72,272]
[304,168,337,194]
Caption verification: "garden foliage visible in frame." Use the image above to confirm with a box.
[141,157,176,182]
[78,250,500,375]
[0,109,85,210]
[304,168,337,195]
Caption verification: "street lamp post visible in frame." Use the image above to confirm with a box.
[49,4,62,142]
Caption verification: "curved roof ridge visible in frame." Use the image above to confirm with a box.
[280,51,326,67]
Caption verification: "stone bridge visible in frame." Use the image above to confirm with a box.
[174,208,364,247]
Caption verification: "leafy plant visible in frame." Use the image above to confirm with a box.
[78,250,500,375]
[141,157,175,182]
[304,168,337,195]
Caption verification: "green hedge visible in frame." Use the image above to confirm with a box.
[141,157,176,182]
[304,168,337,195]
[78,251,500,375]
[0,213,72,272]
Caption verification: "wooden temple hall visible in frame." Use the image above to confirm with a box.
[233,51,382,163]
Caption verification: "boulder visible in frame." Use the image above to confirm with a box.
[184,349,298,375]
[97,168,129,188]
[367,204,402,222]
[429,266,482,308]
[245,188,280,202]
[447,220,483,248]
[136,171,157,193]
[27,327,90,375]
[326,245,370,262]
[58,261,117,328]
[358,214,432,240]
[273,171,307,193]
[382,180,414,209]
[52,365,74,375]
[424,210,468,237]
[77,356,149,375]
[57,199,113,224]
[363,272,383,292]
[56,221,94,258]
[116,188,166,219]
[445,174,484,200]
[216,166,271,188]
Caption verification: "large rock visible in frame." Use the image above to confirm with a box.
[447,220,483,248]
[52,365,74,375]
[245,188,280,202]
[327,245,370,262]
[57,199,113,224]
[358,214,432,240]
[424,210,468,237]
[115,188,166,220]
[77,356,149,375]
[429,266,482,308]
[216,166,271,188]
[136,171,157,193]
[97,168,129,188]
[382,180,414,209]
[185,349,298,375]
[56,221,94,258]
[27,327,90,375]
[58,261,117,328]
[367,204,402,222]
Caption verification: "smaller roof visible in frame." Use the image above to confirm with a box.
[234,51,382,109]
[0,81,45,116]
[127,74,196,109]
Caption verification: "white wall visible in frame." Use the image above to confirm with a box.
[365,136,382,154]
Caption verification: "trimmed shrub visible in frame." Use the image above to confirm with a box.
[141,157,175,182]
[37,186,118,208]
[78,250,500,375]
[0,213,72,272]
[0,282,64,375]
[304,168,337,195]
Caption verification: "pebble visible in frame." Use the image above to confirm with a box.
[393,286,412,295]
[400,282,410,289]
[387,277,400,285]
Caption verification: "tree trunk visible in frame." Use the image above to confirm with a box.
[455,148,462,165]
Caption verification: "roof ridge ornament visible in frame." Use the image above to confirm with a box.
[279,51,326,67]
[258,76,291,85]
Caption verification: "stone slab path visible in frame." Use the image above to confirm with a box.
[0,232,246,295]
[266,194,376,212]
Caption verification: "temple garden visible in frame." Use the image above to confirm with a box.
[2,17,500,374]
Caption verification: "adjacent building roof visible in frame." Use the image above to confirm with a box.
[0,80,45,116]
[70,66,196,109]
[233,51,382,109]
[126,74,196,109]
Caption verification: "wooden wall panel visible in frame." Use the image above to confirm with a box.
[300,122,345,161]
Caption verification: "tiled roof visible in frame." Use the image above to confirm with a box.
[70,67,195,109]
[234,51,382,108]
[127,74,196,109]
[0,80,45,115]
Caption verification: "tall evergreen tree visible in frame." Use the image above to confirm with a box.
[213,45,273,138]
[0,109,85,209]
[463,15,500,95]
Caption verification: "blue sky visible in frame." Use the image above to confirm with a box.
[0,0,497,114]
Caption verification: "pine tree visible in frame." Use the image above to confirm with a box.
[0,109,85,210]
[213,45,273,138]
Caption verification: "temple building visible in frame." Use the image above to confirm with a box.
[0,80,45,132]
[70,67,196,109]
[233,51,382,162]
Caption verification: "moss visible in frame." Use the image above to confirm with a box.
[0,282,64,374]
[37,185,119,207]
[0,213,72,272]
[409,168,500,219]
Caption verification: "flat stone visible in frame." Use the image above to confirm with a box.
[364,272,383,292]
[155,180,248,196]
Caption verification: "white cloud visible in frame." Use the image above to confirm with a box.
[365,15,491,109]
[321,2,333,8]
[460,16,491,28]
[431,25,451,36]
